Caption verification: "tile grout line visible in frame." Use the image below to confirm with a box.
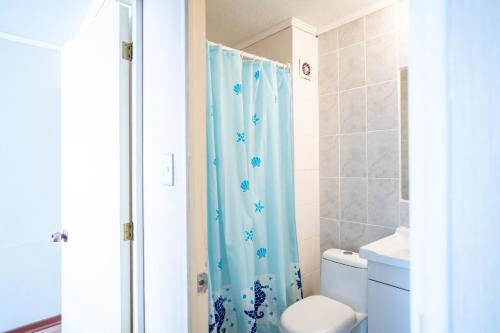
[364,15,370,232]
[319,78,398,98]
[318,27,401,57]
[336,28,342,248]
[320,216,398,230]
[336,78,398,95]
[322,128,400,137]
[320,176,400,180]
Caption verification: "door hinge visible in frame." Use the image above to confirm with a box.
[122,42,133,61]
[124,222,134,241]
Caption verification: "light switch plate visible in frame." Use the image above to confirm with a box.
[162,153,174,186]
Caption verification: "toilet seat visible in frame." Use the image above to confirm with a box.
[280,295,356,333]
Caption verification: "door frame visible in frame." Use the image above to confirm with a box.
[187,0,208,331]
[106,1,146,331]
[129,0,145,332]
[114,0,145,331]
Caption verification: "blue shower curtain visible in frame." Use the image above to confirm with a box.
[206,43,302,333]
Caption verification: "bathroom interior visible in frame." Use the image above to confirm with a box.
[202,0,409,332]
[2,0,498,332]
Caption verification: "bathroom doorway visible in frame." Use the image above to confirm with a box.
[187,0,409,331]
[0,1,143,332]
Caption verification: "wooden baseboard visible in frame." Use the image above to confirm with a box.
[5,315,61,333]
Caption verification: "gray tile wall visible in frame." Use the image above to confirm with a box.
[318,2,409,253]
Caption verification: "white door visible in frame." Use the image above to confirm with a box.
[60,1,132,332]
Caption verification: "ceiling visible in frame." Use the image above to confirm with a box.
[0,0,94,46]
[1,0,393,47]
[207,0,394,46]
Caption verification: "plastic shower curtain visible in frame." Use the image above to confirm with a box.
[206,43,303,333]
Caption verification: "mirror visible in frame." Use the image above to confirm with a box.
[400,67,409,200]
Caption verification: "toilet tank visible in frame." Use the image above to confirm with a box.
[320,248,368,314]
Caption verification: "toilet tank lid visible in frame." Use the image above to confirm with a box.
[322,248,368,269]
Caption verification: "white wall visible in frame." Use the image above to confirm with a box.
[410,1,500,332]
[244,27,293,64]
[142,0,188,331]
[244,23,321,296]
[0,38,61,331]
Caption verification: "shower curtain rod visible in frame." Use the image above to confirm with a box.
[207,41,291,69]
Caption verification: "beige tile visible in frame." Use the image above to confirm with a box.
[311,269,321,295]
[397,0,409,68]
[294,99,319,137]
[295,170,319,205]
[367,80,398,131]
[292,28,317,91]
[319,93,339,136]
[294,74,318,102]
[339,18,365,47]
[397,0,410,32]
[339,43,365,90]
[294,134,319,171]
[319,51,339,95]
[295,202,320,241]
[302,269,320,297]
[319,28,339,55]
[398,29,408,68]
[312,236,321,270]
[309,135,320,170]
[366,5,397,40]
[340,87,366,133]
[298,236,320,275]
[366,33,398,84]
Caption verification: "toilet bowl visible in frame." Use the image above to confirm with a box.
[280,249,368,333]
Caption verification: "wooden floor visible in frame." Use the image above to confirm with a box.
[5,316,61,333]
[36,325,61,333]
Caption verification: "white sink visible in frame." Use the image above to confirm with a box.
[359,227,410,269]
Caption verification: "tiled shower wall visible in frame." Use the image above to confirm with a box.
[318,1,409,253]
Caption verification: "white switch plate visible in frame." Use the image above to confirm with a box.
[162,153,174,186]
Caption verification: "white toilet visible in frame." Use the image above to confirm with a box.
[280,249,368,333]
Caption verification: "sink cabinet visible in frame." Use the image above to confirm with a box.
[366,262,410,333]
[359,227,411,333]
[367,279,410,333]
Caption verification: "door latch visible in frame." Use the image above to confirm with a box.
[52,230,68,242]
[197,272,208,293]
